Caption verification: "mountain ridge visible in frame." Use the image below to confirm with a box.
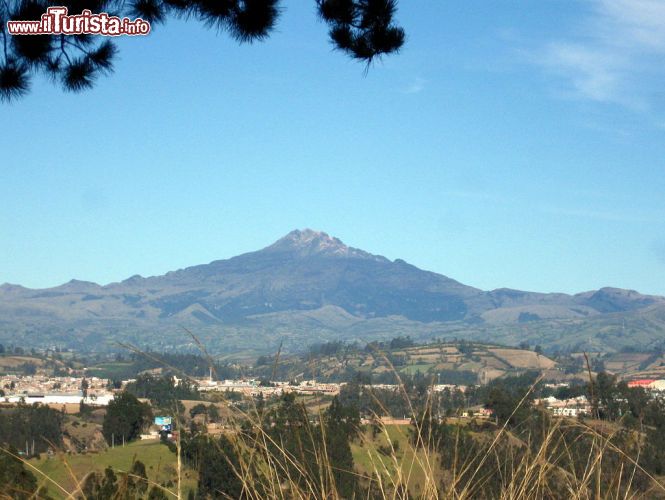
[1,229,664,353]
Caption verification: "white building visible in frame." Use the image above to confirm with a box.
[3,393,114,406]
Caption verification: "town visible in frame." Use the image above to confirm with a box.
[4,372,665,420]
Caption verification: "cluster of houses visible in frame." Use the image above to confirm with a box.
[0,373,468,409]
[4,370,665,422]
[535,395,592,417]
[195,378,342,397]
[194,378,470,398]
[0,374,115,408]
[366,383,468,393]
[534,378,665,418]
[626,379,665,391]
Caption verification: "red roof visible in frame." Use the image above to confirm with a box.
[627,379,655,387]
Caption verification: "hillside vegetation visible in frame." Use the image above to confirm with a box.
[253,339,562,385]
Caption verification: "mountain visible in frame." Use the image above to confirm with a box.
[1,229,664,354]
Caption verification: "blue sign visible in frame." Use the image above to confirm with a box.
[154,416,172,426]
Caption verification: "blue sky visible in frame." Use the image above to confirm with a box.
[2,0,665,295]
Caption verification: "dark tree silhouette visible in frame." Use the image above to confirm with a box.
[0,403,64,455]
[0,447,39,499]
[197,435,244,499]
[0,0,405,101]
[102,391,152,445]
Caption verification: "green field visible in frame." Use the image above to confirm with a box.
[85,362,136,379]
[351,424,440,496]
[30,440,197,498]
[399,363,437,375]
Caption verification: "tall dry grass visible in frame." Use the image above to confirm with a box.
[3,340,665,499]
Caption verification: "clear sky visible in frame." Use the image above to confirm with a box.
[2,1,665,295]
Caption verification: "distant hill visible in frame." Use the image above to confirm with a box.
[251,340,561,385]
[1,229,664,354]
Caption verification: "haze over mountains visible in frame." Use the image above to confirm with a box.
[2,229,664,354]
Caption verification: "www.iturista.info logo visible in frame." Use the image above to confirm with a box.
[7,6,150,36]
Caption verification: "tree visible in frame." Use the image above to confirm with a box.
[323,397,360,497]
[189,403,208,419]
[187,402,220,425]
[0,0,405,101]
[389,335,414,349]
[197,435,243,499]
[0,404,64,455]
[81,467,119,500]
[102,392,152,445]
[458,340,474,355]
[78,398,92,416]
[254,393,360,496]
[125,374,198,410]
[0,447,39,499]
[124,460,149,496]
[20,362,37,375]
[482,372,539,428]
[593,372,621,420]
[98,467,118,500]
[325,395,360,440]
[207,404,220,423]
[147,486,169,499]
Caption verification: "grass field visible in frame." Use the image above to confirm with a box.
[84,362,135,379]
[351,424,440,496]
[488,348,556,369]
[0,355,46,368]
[30,440,197,498]
[399,363,437,375]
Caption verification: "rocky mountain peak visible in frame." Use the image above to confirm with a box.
[265,229,381,259]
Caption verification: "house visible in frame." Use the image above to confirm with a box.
[552,407,589,417]
[627,379,655,388]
